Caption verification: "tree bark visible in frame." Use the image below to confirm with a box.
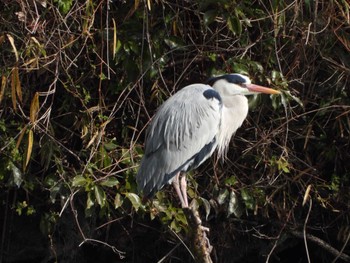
[184,207,213,263]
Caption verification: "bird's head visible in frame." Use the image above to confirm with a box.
[207,73,280,96]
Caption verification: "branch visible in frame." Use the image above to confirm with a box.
[183,207,213,263]
[290,230,350,262]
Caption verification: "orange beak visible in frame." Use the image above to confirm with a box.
[243,83,281,94]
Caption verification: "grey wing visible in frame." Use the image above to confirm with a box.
[136,84,222,198]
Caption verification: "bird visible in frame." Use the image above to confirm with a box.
[136,73,280,208]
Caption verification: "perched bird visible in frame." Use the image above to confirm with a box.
[136,74,280,207]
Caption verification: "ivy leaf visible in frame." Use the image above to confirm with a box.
[9,162,23,188]
[72,175,87,187]
[100,177,119,187]
[86,191,94,210]
[200,197,211,220]
[114,193,123,209]
[94,185,106,207]
[103,141,118,151]
[217,188,229,205]
[203,10,217,26]
[224,176,237,187]
[227,191,243,218]
[227,16,242,35]
[241,189,255,210]
[164,36,186,50]
[125,193,142,212]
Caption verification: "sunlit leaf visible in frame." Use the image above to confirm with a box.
[134,0,139,10]
[276,156,290,173]
[170,219,181,233]
[217,188,229,205]
[164,36,186,50]
[25,129,34,170]
[126,193,142,212]
[200,197,211,220]
[227,16,242,35]
[56,0,73,14]
[232,63,249,75]
[112,18,117,59]
[302,184,312,206]
[100,177,119,187]
[104,141,118,151]
[114,193,123,209]
[94,185,106,207]
[174,210,187,225]
[86,191,94,209]
[227,190,243,218]
[72,175,87,187]
[152,199,167,213]
[241,189,255,210]
[9,162,23,188]
[224,176,237,187]
[283,90,303,108]
[7,34,18,61]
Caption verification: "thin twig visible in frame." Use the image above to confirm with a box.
[303,199,312,263]
[290,231,350,262]
[332,230,350,263]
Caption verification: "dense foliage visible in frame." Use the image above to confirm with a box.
[0,0,349,262]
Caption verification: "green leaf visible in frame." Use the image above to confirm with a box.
[241,189,255,210]
[217,188,229,205]
[94,185,106,207]
[232,63,249,75]
[125,193,142,212]
[114,193,123,209]
[170,219,182,233]
[227,16,242,35]
[72,175,87,187]
[174,209,187,225]
[100,177,119,187]
[10,162,23,188]
[86,191,94,210]
[164,36,186,50]
[55,0,73,15]
[224,176,237,187]
[104,141,118,151]
[203,10,217,26]
[200,197,211,220]
[227,191,243,218]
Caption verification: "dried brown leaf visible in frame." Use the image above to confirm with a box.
[11,68,17,111]
[25,129,34,170]
[30,92,40,123]
[0,75,7,104]
[6,34,19,62]
[15,125,27,151]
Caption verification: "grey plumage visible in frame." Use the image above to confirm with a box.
[137,84,222,198]
[136,74,280,207]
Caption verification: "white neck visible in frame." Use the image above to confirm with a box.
[217,95,249,157]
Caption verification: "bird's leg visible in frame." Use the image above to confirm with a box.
[173,172,186,208]
[180,174,189,208]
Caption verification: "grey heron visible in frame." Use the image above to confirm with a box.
[136,74,280,208]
